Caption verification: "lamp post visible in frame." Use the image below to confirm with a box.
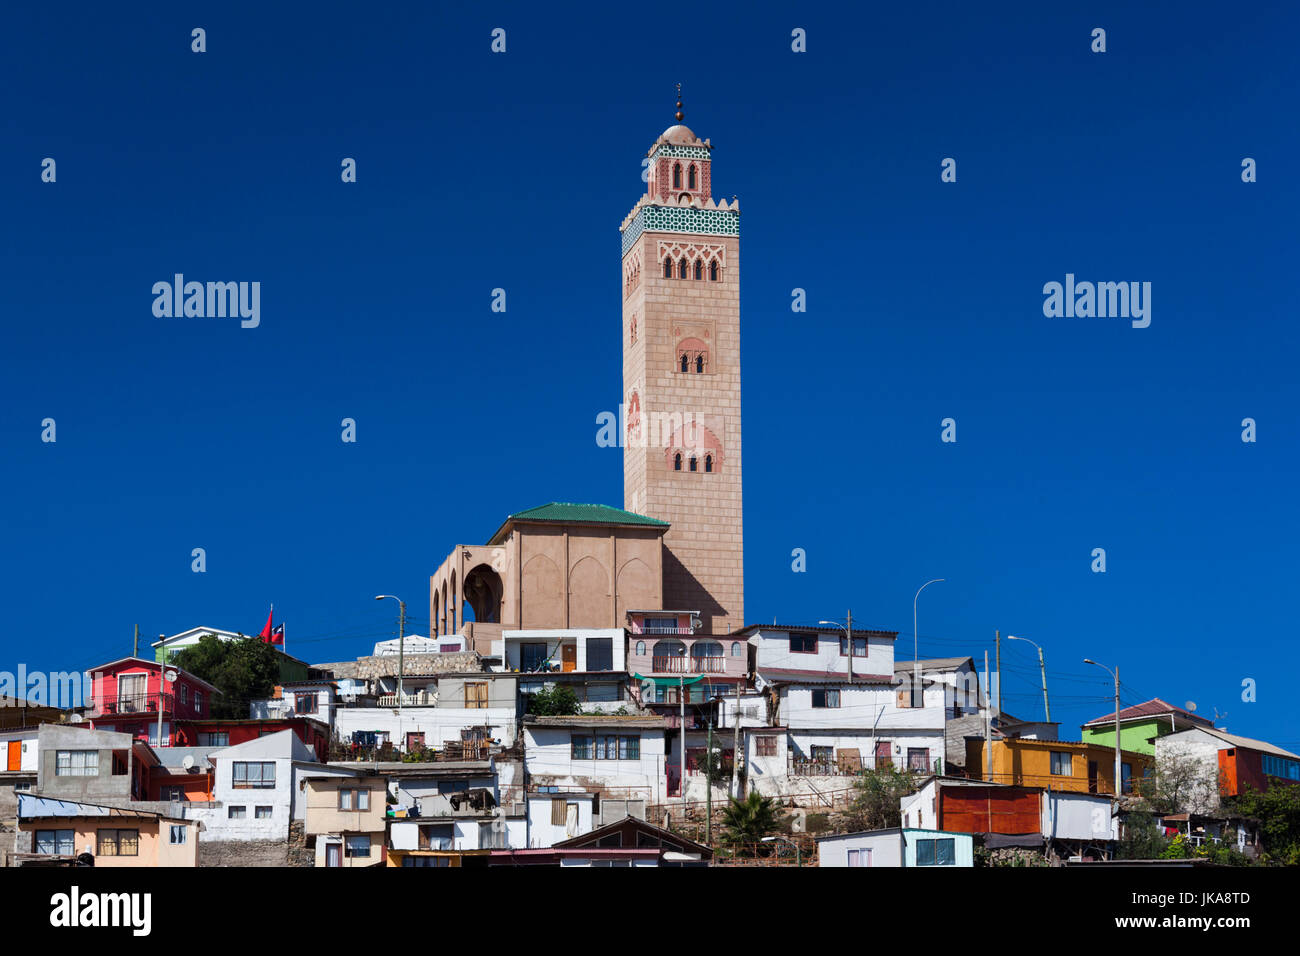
[818,611,853,680]
[1084,658,1123,797]
[913,580,944,707]
[762,834,801,867]
[375,595,407,715]
[1006,635,1050,723]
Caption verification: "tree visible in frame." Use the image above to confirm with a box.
[1229,784,1300,866]
[846,764,920,833]
[524,684,580,717]
[1115,801,1168,860]
[720,791,780,848]
[170,634,280,719]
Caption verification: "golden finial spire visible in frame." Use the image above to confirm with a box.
[675,83,684,123]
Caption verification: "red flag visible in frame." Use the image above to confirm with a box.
[258,608,273,642]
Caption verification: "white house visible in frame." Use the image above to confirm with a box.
[817,827,974,867]
[741,624,898,680]
[249,680,339,728]
[492,628,625,674]
[189,730,351,841]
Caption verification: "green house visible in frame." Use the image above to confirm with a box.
[1080,697,1214,756]
[153,626,311,683]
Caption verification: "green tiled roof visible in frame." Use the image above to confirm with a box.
[488,503,668,544]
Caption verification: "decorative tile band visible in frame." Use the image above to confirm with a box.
[621,205,740,256]
[650,144,712,161]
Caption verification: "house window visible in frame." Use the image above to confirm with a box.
[907,748,930,772]
[339,788,371,811]
[571,735,593,759]
[1121,763,1133,794]
[593,735,640,760]
[916,837,956,866]
[789,634,817,654]
[194,691,203,713]
[232,761,276,789]
[464,682,489,709]
[344,835,371,858]
[161,785,185,801]
[169,825,187,845]
[197,732,228,747]
[35,830,74,855]
[14,782,31,793]
[111,750,128,775]
[55,750,98,777]
[420,824,455,850]
[839,636,867,658]
[228,806,246,819]
[847,848,872,867]
[97,829,139,857]
[1263,754,1300,781]
[587,638,614,671]
[295,693,318,714]
[731,641,741,656]
[520,643,549,672]
[1050,752,1073,776]
[811,689,841,708]
[810,746,834,766]
[755,735,777,757]
[403,856,449,867]
[255,806,273,819]
[180,685,189,705]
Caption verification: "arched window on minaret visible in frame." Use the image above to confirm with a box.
[689,456,698,472]
[709,260,719,281]
[705,454,713,473]
[678,258,688,279]
[673,163,682,188]
[694,260,703,280]
[695,354,705,374]
[630,315,637,344]
[688,164,698,189]
[674,453,682,471]
[664,257,673,278]
[680,354,689,373]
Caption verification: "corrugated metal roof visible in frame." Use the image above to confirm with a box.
[757,667,894,685]
[18,795,163,820]
[1082,697,1213,729]
[736,624,898,638]
[892,657,972,671]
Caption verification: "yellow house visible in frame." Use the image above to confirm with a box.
[305,775,387,867]
[965,737,1152,796]
[16,795,198,867]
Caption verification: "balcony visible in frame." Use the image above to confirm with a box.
[627,637,747,680]
[377,690,438,708]
[87,692,174,718]
[636,625,695,636]
[790,755,936,777]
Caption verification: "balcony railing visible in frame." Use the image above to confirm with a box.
[637,625,694,635]
[651,655,727,674]
[88,692,174,717]
[378,691,438,708]
[790,755,936,777]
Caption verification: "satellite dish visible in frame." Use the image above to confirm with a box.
[1185,701,1197,712]
[164,669,179,683]
[182,755,195,771]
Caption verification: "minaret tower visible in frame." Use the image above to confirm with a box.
[620,87,743,634]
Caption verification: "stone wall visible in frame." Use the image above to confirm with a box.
[314,652,481,682]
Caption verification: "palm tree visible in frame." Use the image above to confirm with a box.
[721,791,780,851]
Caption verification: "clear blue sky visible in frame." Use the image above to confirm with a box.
[2,3,1296,747]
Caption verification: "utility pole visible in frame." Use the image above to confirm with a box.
[994,630,1001,717]
[705,716,713,845]
[1084,658,1124,798]
[846,608,853,682]
[375,595,408,716]
[679,675,686,808]
[133,624,139,659]
[730,681,742,799]
[1006,635,1051,723]
[983,651,992,783]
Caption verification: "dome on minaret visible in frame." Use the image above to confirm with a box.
[661,124,698,145]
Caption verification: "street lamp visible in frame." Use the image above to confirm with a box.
[375,595,407,715]
[819,612,854,680]
[762,834,801,866]
[1084,658,1123,798]
[913,580,944,707]
[1006,635,1050,723]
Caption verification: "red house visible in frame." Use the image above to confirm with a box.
[82,656,219,746]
